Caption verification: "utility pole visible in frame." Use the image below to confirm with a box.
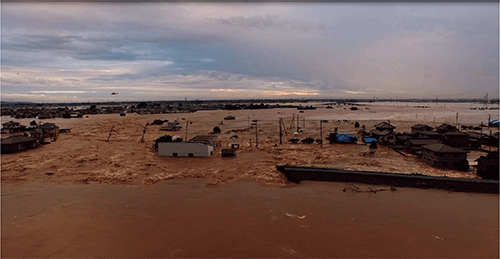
[456,113,459,128]
[279,118,282,144]
[255,120,258,147]
[320,120,323,147]
[297,113,300,131]
[185,121,189,141]
[106,126,114,142]
[290,114,295,130]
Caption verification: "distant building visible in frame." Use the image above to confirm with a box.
[435,123,458,134]
[421,144,469,170]
[475,152,499,180]
[1,136,39,154]
[160,121,182,131]
[411,124,434,135]
[224,115,236,120]
[158,135,217,157]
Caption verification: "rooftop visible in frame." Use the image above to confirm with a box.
[1,135,38,145]
[411,124,434,130]
[374,121,396,129]
[188,135,217,144]
[407,138,441,145]
[422,144,468,153]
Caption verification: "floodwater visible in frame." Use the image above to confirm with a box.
[2,179,498,258]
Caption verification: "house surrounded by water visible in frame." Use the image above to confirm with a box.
[158,135,217,157]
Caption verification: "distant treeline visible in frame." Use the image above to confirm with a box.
[1,98,498,107]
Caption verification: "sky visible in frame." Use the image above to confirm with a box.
[1,2,499,102]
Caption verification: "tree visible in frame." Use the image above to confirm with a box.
[213,126,221,134]
[354,122,360,128]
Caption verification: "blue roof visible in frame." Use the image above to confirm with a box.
[363,137,378,143]
[337,134,354,142]
[489,120,499,127]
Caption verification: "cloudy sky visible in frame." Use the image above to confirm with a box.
[1,3,498,102]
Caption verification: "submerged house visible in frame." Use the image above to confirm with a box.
[158,135,217,157]
[420,144,469,170]
[1,136,39,154]
[32,123,60,139]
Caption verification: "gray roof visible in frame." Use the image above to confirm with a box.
[422,144,468,153]
[374,121,395,129]
[188,135,217,144]
[1,135,38,145]
[436,123,457,130]
[407,138,440,146]
[411,124,434,130]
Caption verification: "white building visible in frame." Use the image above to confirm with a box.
[158,135,217,157]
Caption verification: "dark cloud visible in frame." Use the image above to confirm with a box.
[212,14,325,31]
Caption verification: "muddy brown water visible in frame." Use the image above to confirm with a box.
[2,179,498,258]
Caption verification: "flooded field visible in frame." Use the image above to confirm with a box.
[2,179,498,258]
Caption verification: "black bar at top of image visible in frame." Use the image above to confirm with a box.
[1,0,499,3]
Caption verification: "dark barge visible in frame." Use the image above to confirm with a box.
[276,165,499,194]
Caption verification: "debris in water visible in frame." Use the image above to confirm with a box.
[432,235,445,240]
[284,212,306,219]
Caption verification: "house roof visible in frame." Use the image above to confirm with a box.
[2,121,20,126]
[407,138,440,146]
[188,135,217,144]
[1,135,38,145]
[363,137,378,143]
[422,144,468,153]
[374,121,395,129]
[370,129,392,136]
[418,130,441,136]
[436,123,457,131]
[411,124,433,130]
[444,131,468,136]
[467,132,486,139]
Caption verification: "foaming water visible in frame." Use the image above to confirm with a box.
[2,179,498,258]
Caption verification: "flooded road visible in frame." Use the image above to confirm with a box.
[2,179,498,258]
